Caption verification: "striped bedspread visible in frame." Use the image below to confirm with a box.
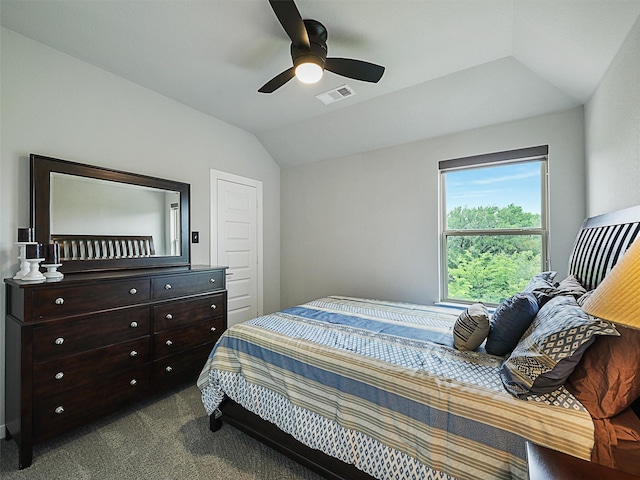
[198,296,594,480]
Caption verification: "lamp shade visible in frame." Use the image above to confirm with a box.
[581,238,640,329]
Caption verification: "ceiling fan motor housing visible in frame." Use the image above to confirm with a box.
[291,19,328,69]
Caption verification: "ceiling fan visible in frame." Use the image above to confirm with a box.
[259,0,385,93]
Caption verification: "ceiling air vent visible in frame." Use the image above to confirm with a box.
[315,85,355,105]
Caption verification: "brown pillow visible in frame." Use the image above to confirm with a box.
[566,325,640,419]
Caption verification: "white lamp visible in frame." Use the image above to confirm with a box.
[582,238,640,329]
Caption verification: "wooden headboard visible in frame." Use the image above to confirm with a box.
[52,234,155,261]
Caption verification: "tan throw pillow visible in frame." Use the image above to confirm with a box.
[453,303,489,351]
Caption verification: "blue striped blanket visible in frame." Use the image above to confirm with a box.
[198,296,594,480]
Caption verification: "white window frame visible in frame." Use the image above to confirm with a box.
[439,145,550,306]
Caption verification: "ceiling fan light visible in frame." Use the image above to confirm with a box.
[295,62,323,84]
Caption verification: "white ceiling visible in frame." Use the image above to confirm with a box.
[2,0,640,167]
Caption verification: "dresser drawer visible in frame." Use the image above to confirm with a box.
[153,318,224,358]
[33,307,151,362]
[33,337,150,398]
[154,293,226,331]
[153,342,215,391]
[152,270,224,300]
[31,278,150,320]
[34,365,150,442]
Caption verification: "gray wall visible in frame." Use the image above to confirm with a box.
[585,15,640,216]
[281,107,586,309]
[0,28,281,432]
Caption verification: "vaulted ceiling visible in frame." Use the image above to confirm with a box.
[2,1,639,167]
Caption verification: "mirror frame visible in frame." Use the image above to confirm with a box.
[30,154,191,273]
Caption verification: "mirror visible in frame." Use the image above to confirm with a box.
[31,154,190,273]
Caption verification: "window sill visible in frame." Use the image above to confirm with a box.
[435,301,496,314]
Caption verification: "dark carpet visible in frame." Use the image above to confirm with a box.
[1,384,324,480]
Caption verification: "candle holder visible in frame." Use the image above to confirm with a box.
[42,263,64,279]
[22,258,46,282]
[13,242,36,280]
[17,227,35,243]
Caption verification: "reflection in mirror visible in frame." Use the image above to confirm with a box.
[50,173,181,258]
[31,153,190,273]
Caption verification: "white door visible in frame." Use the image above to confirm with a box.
[210,170,263,327]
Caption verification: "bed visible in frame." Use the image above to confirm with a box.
[198,205,640,480]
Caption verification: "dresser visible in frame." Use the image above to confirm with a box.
[4,265,227,469]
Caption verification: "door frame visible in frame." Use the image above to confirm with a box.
[210,169,263,318]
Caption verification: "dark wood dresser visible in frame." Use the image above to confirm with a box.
[4,265,227,469]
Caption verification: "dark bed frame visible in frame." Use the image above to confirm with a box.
[210,399,374,480]
[207,204,640,480]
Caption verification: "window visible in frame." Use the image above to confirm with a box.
[439,146,549,305]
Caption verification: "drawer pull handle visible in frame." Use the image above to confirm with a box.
[130,350,138,357]
[165,340,173,346]
[210,327,217,333]
[130,321,138,328]
[164,284,172,290]
[209,278,216,284]
[130,379,137,386]
[55,372,64,380]
[165,313,173,320]
[54,337,64,345]
[210,304,216,310]
[165,366,173,373]
[55,297,64,305]
[55,406,64,415]
[129,288,137,295]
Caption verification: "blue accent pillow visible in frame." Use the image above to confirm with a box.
[485,293,539,356]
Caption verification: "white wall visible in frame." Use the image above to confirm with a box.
[0,28,281,433]
[281,107,586,309]
[585,16,640,216]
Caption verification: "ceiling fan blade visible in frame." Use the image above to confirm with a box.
[258,67,296,93]
[269,0,310,49]
[325,58,385,83]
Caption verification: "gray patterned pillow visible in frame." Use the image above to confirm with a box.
[554,274,587,300]
[453,303,489,351]
[500,295,619,398]
[522,271,558,305]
